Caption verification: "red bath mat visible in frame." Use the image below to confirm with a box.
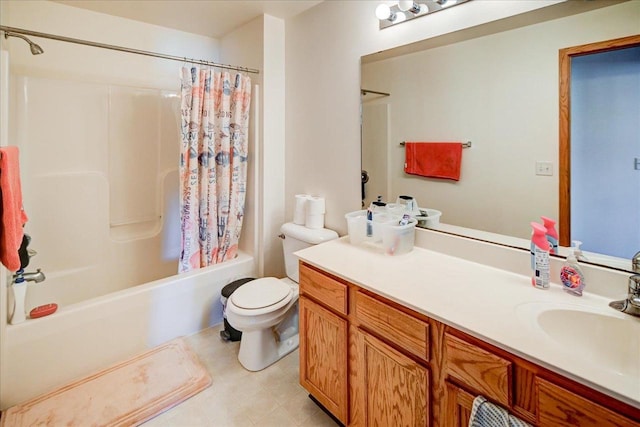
[0,338,212,426]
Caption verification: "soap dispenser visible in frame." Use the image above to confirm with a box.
[560,241,586,296]
[572,240,587,261]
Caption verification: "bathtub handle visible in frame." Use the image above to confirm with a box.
[278,233,285,240]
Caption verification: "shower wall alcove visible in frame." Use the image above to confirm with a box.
[12,75,181,308]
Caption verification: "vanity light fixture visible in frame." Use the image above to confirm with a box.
[376,0,471,29]
[399,0,427,15]
[375,4,401,23]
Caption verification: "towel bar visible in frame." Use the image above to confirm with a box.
[400,141,471,148]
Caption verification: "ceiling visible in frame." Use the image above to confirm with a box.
[51,1,324,39]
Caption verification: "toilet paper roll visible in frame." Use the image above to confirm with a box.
[306,196,326,215]
[293,194,310,225]
[305,213,325,229]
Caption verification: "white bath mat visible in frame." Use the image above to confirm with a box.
[0,338,212,426]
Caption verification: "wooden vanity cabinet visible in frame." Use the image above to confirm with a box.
[350,289,431,426]
[537,378,638,427]
[443,332,512,407]
[441,329,640,427]
[350,327,429,426]
[298,264,349,425]
[298,262,640,427]
[443,381,476,427]
[441,330,537,426]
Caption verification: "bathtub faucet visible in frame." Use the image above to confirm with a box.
[13,268,46,283]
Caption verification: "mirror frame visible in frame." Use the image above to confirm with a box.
[558,33,640,247]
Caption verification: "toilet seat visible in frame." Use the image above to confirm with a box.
[229,277,293,315]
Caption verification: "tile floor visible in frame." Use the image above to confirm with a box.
[142,325,338,426]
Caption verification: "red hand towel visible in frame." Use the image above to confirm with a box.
[0,146,28,271]
[404,142,463,181]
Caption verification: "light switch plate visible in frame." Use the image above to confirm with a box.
[535,161,553,176]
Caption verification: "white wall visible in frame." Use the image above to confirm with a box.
[259,15,286,278]
[285,0,574,236]
[0,49,10,415]
[361,102,389,207]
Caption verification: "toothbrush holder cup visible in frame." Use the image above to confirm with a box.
[381,218,417,256]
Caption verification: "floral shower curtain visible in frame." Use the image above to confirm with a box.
[179,67,252,273]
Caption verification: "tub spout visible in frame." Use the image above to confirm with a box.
[14,268,46,283]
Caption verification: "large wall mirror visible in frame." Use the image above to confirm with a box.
[361,0,639,272]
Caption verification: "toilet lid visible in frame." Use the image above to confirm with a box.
[230,277,292,310]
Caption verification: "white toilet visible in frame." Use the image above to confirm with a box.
[226,222,338,371]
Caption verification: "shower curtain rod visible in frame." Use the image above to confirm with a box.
[0,25,260,74]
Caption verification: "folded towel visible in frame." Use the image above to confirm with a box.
[469,396,531,427]
[404,141,462,181]
[0,146,28,271]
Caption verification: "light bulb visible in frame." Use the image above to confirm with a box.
[398,1,426,15]
[375,4,392,20]
[398,0,414,11]
[393,11,407,23]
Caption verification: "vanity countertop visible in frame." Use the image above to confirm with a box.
[295,237,640,410]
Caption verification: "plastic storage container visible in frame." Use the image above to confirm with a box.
[415,209,442,227]
[345,210,396,245]
[381,217,417,255]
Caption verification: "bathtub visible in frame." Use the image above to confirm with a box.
[0,252,256,409]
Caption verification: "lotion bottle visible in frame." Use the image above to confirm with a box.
[530,222,550,289]
[560,241,586,296]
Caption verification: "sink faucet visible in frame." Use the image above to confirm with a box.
[13,268,46,283]
[633,251,640,273]
[609,274,640,318]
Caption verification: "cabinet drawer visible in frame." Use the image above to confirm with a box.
[299,263,348,315]
[444,333,512,407]
[537,378,639,427]
[355,291,429,361]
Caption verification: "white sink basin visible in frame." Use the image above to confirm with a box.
[516,301,640,377]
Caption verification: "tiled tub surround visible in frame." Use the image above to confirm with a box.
[295,229,639,414]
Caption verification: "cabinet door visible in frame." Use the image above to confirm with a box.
[299,296,348,425]
[443,381,475,427]
[352,328,429,426]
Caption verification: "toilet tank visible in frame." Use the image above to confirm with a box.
[280,223,338,282]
